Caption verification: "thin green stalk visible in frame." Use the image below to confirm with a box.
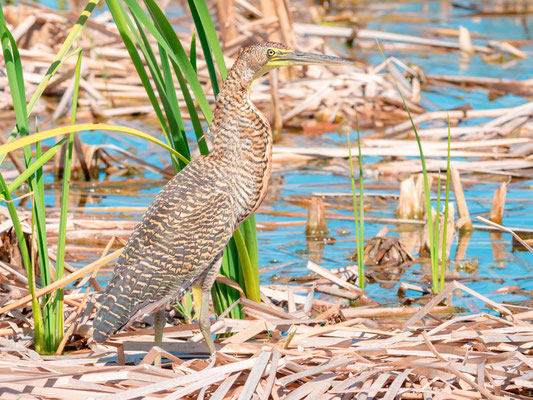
[106,0,179,169]
[0,173,44,353]
[0,139,66,199]
[434,171,441,291]
[440,117,452,291]
[120,0,214,121]
[189,0,227,80]
[33,139,54,353]
[347,132,364,289]
[377,41,437,293]
[234,228,260,302]
[187,0,220,95]
[0,17,54,351]
[53,50,84,351]
[130,10,189,168]
[355,116,365,289]
[0,0,100,166]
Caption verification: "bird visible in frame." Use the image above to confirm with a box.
[92,42,353,355]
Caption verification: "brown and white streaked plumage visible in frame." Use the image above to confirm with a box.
[93,42,353,354]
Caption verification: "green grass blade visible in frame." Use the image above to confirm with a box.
[434,171,441,292]
[0,0,100,165]
[233,228,260,302]
[190,34,197,72]
[33,139,54,352]
[0,124,187,163]
[347,132,363,289]
[53,51,84,351]
[213,242,244,319]
[355,115,365,289]
[0,22,29,140]
[187,0,220,95]
[440,116,452,291]
[2,139,66,198]
[376,41,437,293]
[0,173,44,353]
[173,61,210,155]
[242,216,258,275]
[129,10,188,170]
[124,0,213,122]
[106,0,180,169]
[158,43,190,167]
[189,0,227,80]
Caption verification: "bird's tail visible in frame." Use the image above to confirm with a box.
[93,283,132,343]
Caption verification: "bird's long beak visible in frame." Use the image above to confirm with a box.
[269,49,355,68]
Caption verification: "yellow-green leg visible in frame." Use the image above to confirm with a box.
[199,288,215,354]
[199,255,223,355]
[154,308,165,367]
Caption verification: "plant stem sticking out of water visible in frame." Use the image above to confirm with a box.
[377,41,452,293]
[347,115,365,289]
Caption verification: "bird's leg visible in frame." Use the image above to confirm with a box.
[199,255,223,355]
[199,288,215,355]
[153,308,165,367]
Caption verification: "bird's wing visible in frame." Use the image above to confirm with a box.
[93,161,237,340]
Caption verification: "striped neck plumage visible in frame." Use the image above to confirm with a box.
[210,66,268,154]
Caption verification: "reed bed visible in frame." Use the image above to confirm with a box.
[1,275,532,399]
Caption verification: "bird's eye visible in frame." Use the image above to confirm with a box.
[267,49,275,57]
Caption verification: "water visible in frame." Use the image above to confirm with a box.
[38,1,533,308]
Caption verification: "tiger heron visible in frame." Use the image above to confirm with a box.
[93,42,353,354]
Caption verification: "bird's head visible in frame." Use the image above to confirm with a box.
[233,42,355,82]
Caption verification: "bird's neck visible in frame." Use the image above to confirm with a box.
[210,71,273,219]
[211,71,271,158]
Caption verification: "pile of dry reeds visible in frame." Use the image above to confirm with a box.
[1,275,532,399]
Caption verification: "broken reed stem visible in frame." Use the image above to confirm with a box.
[477,216,533,253]
[450,165,472,231]
[489,179,509,225]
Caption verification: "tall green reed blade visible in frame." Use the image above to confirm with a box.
[133,11,189,170]
[53,51,84,351]
[106,0,180,170]
[377,41,438,293]
[356,116,365,289]
[187,0,225,94]
[0,139,66,200]
[440,117,452,291]
[0,174,44,353]
[140,0,213,151]
[347,130,364,289]
[33,137,56,353]
[0,0,101,166]
[0,18,56,352]
[159,44,190,167]
[119,0,213,122]
[131,8,191,168]
[141,2,209,155]
[183,34,209,155]
[188,0,227,80]
[434,171,441,290]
